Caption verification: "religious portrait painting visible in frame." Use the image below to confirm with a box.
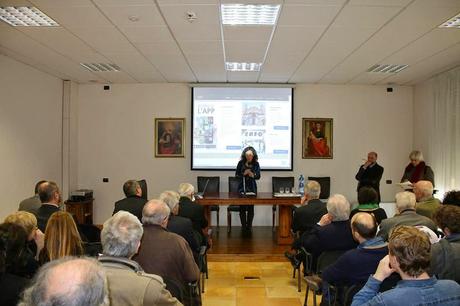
[302,118,333,159]
[155,118,185,157]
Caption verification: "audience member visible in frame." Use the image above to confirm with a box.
[36,181,62,232]
[442,190,460,207]
[134,199,199,284]
[401,150,435,186]
[0,223,39,278]
[292,180,327,235]
[352,226,460,306]
[413,180,440,218]
[19,257,109,306]
[431,205,460,282]
[355,151,384,202]
[160,190,199,255]
[0,223,31,306]
[322,213,388,287]
[4,211,44,260]
[39,211,84,263]
[350,187,387,224]
[299,194,357,267]
[377,191,437,241]
[178,183,209,245]
[99,211,182,306]
[18,180,47,215]
[113,180,147,222]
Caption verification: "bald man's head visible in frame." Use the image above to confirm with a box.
[351,212,378,241]
[142,199,170,226]
[19,257,108,306]
[413,180,433,201]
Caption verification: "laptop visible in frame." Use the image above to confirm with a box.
[195,179,210,199]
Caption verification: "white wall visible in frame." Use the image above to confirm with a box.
[78,83,413,225]
[0,55,63,219]
[413,79,434,160]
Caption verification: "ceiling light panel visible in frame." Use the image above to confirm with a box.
[0,7,59,27]
[439,13,460,28]
[221,4,280,25]
[225,62,261,72]
[367,64,408,74]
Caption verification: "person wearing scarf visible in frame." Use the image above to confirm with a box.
[401,150,434,186]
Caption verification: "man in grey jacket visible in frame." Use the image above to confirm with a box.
[99,211,182,306]
[377,191,437,241]
[18,180,46,215]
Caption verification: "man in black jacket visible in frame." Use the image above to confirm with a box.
[178,183,209,246]
[36,181,62,232]
[160,190,200,256]
[113,180,147,222]
[355,151,384,202]
[292,180,327,236]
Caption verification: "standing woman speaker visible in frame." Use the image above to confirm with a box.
[235,146,261,231]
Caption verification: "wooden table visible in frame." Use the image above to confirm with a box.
[196,192,300,245]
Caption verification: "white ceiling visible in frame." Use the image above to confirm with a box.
[1,0,459,85]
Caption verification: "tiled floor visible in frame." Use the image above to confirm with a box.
[202,261,322,306]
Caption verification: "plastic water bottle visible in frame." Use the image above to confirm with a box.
[298,174,305,196]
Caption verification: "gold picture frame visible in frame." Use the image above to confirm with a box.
[302,118,333,159]
[155,118,185,158]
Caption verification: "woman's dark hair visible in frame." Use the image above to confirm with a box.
[0,223,30,276]
[358,186,378,204]
[442,190,460,207]
[240,146,258,163]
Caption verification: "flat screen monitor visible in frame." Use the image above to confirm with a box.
[191,87,293,171]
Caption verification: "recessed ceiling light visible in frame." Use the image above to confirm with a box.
[0,6,59,27]
[367,64,408,74]
[80,63,121,72]
[221,4,280,25]
[225,62,261,72]
[439,13,460,28]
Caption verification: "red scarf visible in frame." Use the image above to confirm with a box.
[405,161,426,183]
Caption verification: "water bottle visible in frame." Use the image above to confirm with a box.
[298,174,305,196]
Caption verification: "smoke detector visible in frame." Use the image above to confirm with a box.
[186,11,197,23]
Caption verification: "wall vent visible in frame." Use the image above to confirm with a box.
[80,63,120,72]
[366,64,408,74]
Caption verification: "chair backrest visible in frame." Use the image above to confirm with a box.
[197,176,219,193]
[228,176,240,193]
[307,176,330,199]
[316,250,346,274]
[272,176,295,193]
[162,276,185,303]
[137,179,148,200]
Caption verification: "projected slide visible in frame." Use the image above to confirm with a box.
[192,87,293,170]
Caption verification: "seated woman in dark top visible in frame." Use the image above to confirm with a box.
[4,211,45,261]
[1,218,40,279]
[350,186,387,224]
[443,190,460,207]
[0,223,32,306]
[39,211,84,263]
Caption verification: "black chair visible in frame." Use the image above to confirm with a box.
[272,176,295,230]
[163,276,185,303]
[303,250,347,306]
[83,242,102,257]
[227,176,241,233]
[307,176,330,200]
[198,245,208,293]
[292,247,313,292]
[137,179,148,200]
[197,176,220,228]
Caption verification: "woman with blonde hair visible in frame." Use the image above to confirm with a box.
[39,211,84,263]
